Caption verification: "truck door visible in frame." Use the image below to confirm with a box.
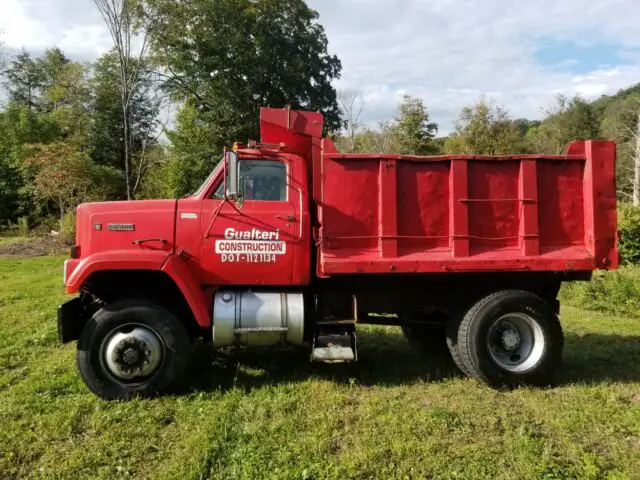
[200,157,298,286]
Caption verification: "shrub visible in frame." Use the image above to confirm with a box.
[137,159,174,199]
[618,204,640,265]
[60,212,76,245]
[31,216,59,236]
[24,142,122,238]
[560,267,640,318]
[7,216,30,236]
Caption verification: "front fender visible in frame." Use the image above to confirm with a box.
[161,255,211,327]
[66,250,211,328]
[66,250,170,293]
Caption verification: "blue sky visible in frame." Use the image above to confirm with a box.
[535,40,632,74]
[2,0,640,133]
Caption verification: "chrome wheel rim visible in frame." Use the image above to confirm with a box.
[486,312,545,373]
[101,324,164,381]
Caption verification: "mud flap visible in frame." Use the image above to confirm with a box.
[57,296,85,343]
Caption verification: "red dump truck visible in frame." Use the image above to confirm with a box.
[58,107,618,399]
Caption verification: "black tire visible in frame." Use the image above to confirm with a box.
[77,299,191,400]
[445,310,474,377]
[454,290,563,389]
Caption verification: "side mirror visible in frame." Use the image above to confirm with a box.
[225,149,239,199]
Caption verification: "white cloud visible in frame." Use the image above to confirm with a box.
[308,0,640,132]
[2,0,640,134]
[58,25,112,57]
[0,0,56,50]
[0,0,110,59]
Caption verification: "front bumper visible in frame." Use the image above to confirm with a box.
[57,296,85,343]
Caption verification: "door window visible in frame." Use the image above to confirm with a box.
[212,159,287,201]
[239,160,287,201]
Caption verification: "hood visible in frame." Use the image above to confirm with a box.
[75,199,177,258]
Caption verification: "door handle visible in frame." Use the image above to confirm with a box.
[276,215,296,222]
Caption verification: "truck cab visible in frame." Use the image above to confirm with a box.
[175,146,311,287]
[58,107,617,400]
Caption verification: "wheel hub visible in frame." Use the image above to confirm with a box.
[500,327,521,351]
[103,326,163,380]
[122,347,140,365]
[486,313,545,373]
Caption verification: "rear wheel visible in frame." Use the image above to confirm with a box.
[446,310,473,377]
[77,299,191,400]
[453,290,563,388]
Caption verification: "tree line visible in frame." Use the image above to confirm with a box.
[1,0,640,239]
[0,47,160,236]
[338,89,640,205]
[0,0,342,236]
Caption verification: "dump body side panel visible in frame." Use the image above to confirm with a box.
[318,140,617,276]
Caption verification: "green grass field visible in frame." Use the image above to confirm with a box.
[0,255,639,479]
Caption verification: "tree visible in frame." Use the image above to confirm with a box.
[0,34,6,77]
[390,95,438,154]
[1,49,96,225]
[525,95,600,155]
[512,118,540,138]
[0,156,21,227]
[337,89,365,152]
[0,47,136,227]
[89,51,162,197]
[0,101,62,225]
[135,145,172,199]
[443,99,522,155]
[632,112,640,206]
[0,49,90,147]
[0,110,24,226]
[164,101,219,197]
[24,142,120,236]
[334,94,440,155]
[350,124,397,154]
[45,61,92,146]
[137,0,342,152]
[2,51,44,110]
[38,48,72,111]
[94,0,150,200]
[600,94,640,204]
[1,48,74,113]
[0,101,59,147]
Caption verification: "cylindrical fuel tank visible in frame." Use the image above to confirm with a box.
[213,291,304,346]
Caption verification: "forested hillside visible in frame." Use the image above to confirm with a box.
[1,0,640,238]
[340,86,640,203]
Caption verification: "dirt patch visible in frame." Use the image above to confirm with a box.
[0,236,68,257]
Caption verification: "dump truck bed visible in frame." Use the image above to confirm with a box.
[317,140,617,276]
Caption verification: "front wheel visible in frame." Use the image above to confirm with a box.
[77,299,191,400]
[453,290,563,389]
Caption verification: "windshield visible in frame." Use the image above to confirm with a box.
[190,160,223,197]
